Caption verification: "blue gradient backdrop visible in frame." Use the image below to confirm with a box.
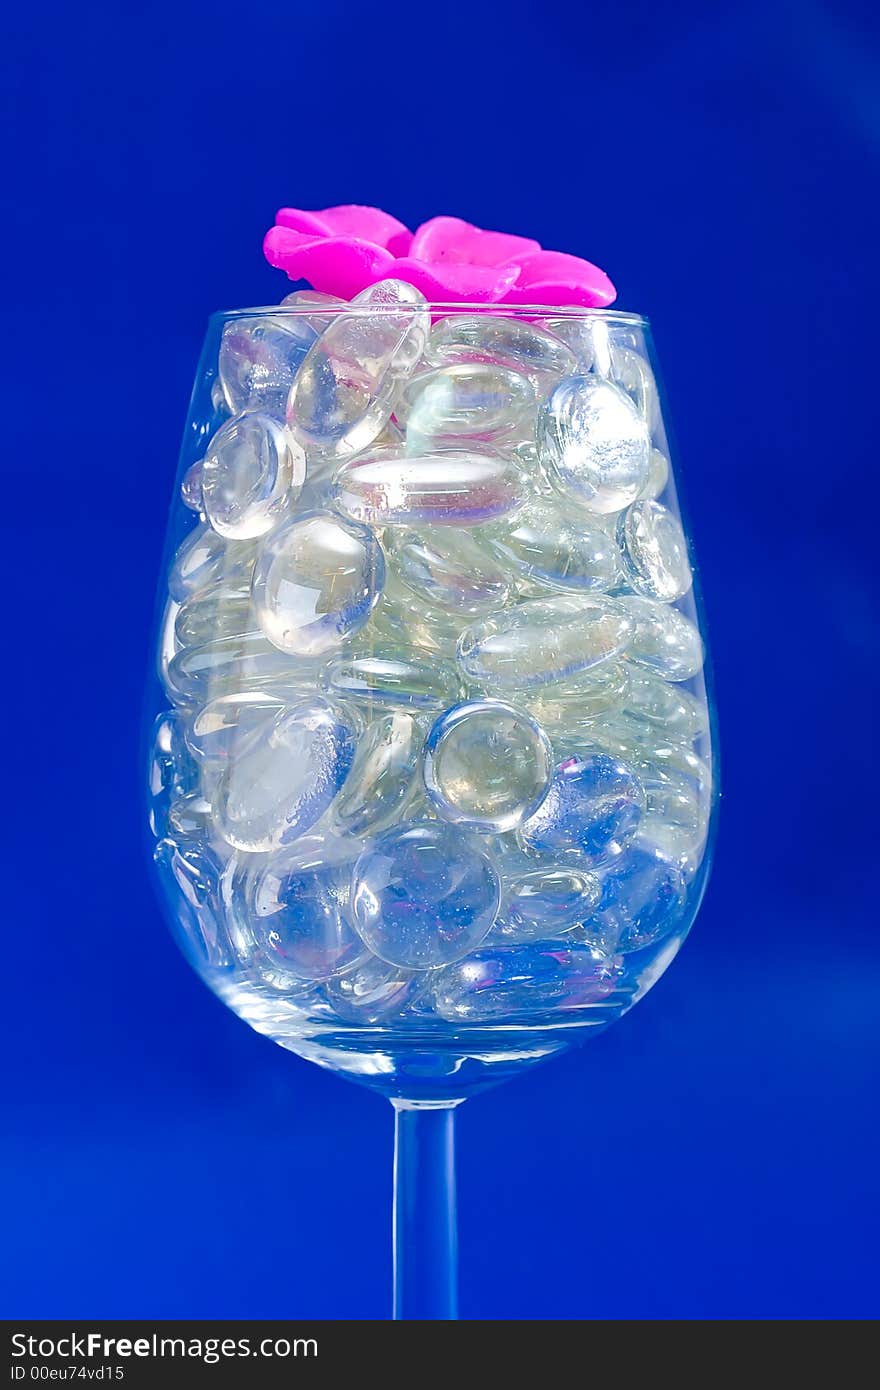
[3,0,878,1319]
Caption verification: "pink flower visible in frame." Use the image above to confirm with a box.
[263,206,616,308]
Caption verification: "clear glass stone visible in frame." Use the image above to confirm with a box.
[616,499,692,601]
[457,594,633,690]
[350,822,499,969]
[173,581,254,650]
[617,596,704,680]
[325,955,423,1024]
[401,363,535,446]
[483,497,621,592]
[180,460,204,512]
[213,698,355,852]
[333,447,523,526]
[620,666,708,740]
[286,280,429,460]
[519,752,646,864]
[148,710,198,836]
[423,700,553,832]
[201,413,305,540]
[390,528,511,614]
[538,376,650,514]
[252,511,385,656]
[322,653,464,711]
[331,710,424,837]
[432,940,617,1022]
[240,846,363,987]
[369,577,464,657]
[163,633,321,706]
[589,836,688,952]
[218,316,317,417]
[167,524,257,603]
[524,662,630,732]
[185,691,289,764]
[638,447,670,501]
[280,289,347,332]
[493,867,602,943]
[153,836,231,971]
[425,315,578,388]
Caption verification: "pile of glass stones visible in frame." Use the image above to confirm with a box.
[150,281,713,1031]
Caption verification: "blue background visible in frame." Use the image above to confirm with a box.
[3,0,878,1320]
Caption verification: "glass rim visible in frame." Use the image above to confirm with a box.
[210,303,649,327]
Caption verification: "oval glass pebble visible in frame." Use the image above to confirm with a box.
[402,363,535,445]
[616,499,692,601]
[164,632,321,705]
[286,280,429,460]
[280,289,347,332]
[484,497,621,592]
[322,653,464,711]
[620,666,708,740]
[457,594,633,690]
[213,699,355,852]
[423,700,553,832]
[617,596,704,680]
[252,511,385,656]
[390,529,511,614]
[201,413,305,540]
[148,710,198,836]
[425,315,578,388]
[432,940,617,1022]
[524,662,630,732]
[153,836,231,972]
[519,752,646,863]
[370,579,464,657]
[331,710,423,837]
[333,448,523,527]
[538,376,650,514]
[167,524,257,603]
[180,460,204,512]
[185,691,288,764]
[608,346,660,430]
[173,582,254,649]
[218,316,317,417]
[588,836,688,952]
[638,447,670,501]
[241,848,363,986]
[350,822,500,970]
[325,955,423,1025]
[493,867,602,943]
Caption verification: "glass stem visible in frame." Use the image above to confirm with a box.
[392,1101,459,1320]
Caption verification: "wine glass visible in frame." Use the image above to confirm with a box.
[145,286,717,1320]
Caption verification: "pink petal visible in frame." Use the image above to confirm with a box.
[263,226,396,299]
[388,257,521,303]
[411,216,541,268]
[274,204,412,255]
[502,250,617,307]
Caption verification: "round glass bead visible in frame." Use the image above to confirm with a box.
[252,511,385,656]
[538,376,650,514]
[616,499,692,601]
[519,752,646,863]
[457,594,633,690]
[213,699,355,852]
[350,822,500,969]
[201,413,305,540]
[423,700,553,832]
